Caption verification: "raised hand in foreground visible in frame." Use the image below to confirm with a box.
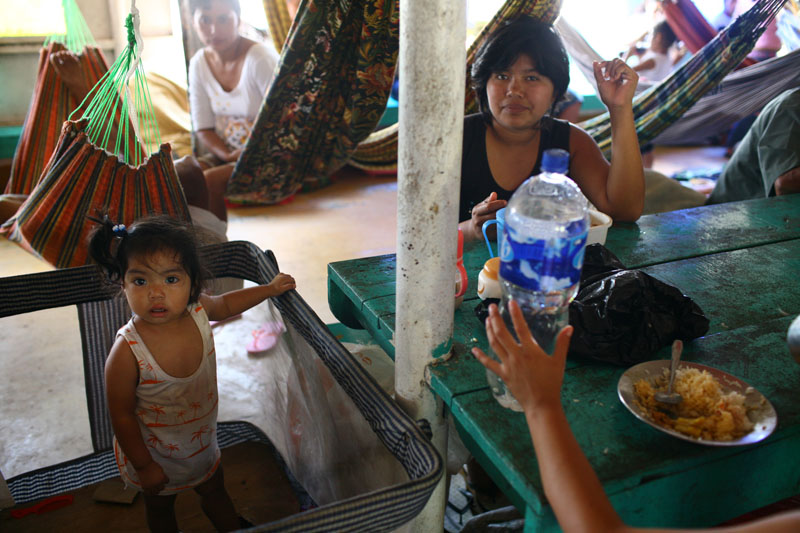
[472,301,800,533]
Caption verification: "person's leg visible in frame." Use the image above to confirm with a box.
[174,155,209,210]
[194,466,240,532]
[203,163,235,222]
[142,492,179,533]
[0,194,27,224]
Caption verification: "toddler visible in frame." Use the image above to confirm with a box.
[88,215,295,532]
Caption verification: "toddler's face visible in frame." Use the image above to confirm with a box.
[123,250,192,326]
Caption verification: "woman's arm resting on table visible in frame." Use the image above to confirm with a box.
[570,60,644,222]
[473,302,800,533]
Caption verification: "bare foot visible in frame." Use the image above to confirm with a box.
[50,50,89,102]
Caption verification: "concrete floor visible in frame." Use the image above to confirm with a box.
[0,145,726,495]
[0,167,398,482]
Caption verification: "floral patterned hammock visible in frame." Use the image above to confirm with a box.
[230,0,563,205]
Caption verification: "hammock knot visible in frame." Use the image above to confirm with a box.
[125,14,135,47]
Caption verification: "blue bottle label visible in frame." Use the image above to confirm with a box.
[499,221,587,291]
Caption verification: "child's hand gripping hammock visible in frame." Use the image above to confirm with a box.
[5,0,109,196]
[1,1,190,269]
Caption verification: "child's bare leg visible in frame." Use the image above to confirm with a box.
[195,466,240,532]
[142,492,179,533]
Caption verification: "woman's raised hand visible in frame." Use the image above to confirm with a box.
[593,59,638,111]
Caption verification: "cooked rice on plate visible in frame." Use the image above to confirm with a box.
[634,368,755,441]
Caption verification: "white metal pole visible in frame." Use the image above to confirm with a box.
[395,0,466,530]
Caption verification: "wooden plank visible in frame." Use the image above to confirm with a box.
[605,196,800,268]
[448,316,800,530]
[326,256,396,328]
[642,239,800,334]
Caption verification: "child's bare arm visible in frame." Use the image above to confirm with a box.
[200,273,296,322]
[105,338,168,493]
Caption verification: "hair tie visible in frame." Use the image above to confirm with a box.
[112,224,127,237]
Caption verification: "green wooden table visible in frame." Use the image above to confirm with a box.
[327,196,800,530]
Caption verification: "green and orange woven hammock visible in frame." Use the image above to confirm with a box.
[581,0,787,154]
[5,0,108,196]
[1,120,188,268]
[348,0,563,175]
[1,7,189,269]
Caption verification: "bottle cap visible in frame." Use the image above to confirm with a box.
[481,257,500,280]
[541,148,569,174]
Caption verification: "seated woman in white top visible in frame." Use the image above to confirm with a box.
[188,0,279,220]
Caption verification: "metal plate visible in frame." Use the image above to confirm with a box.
[617,360,777,446]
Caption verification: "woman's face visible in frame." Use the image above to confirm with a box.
[486,54,556,134]
[193,0,240,52]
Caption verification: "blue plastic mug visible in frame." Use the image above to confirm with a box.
[481,207,505,258]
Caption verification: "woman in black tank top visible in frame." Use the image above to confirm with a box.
[458,18,645,242]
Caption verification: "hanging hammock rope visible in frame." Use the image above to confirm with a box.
[70,5,161,166]
[43,0,96,53]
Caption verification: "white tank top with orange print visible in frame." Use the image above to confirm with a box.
[113,303,221,494]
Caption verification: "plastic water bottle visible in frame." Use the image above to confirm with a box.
[487,149,589,411]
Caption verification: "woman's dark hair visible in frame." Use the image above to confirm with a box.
[189,0,241,17]
[471,17,570,122]
[87,215,206,304]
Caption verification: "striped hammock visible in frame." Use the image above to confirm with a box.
[660,0,718,53]
[262,0,293,52]
[556,10,800,146]
[0,120,189,268]
[581,0,787,153]
[348,0,564,174]
[653,47,800,145]
[5,0,109,196]
[1,8,189,269]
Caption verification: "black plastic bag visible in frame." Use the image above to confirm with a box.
[474,244,709,366]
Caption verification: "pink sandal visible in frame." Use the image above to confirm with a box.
[246,322,285,354]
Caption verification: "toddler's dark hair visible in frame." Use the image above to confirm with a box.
[471,17,570,122]
[87,215,206,304]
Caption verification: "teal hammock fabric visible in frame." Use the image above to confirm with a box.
[581,0,787,153]
[228,0,399,205]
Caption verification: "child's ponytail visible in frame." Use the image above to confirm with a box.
[87,214,126,284]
